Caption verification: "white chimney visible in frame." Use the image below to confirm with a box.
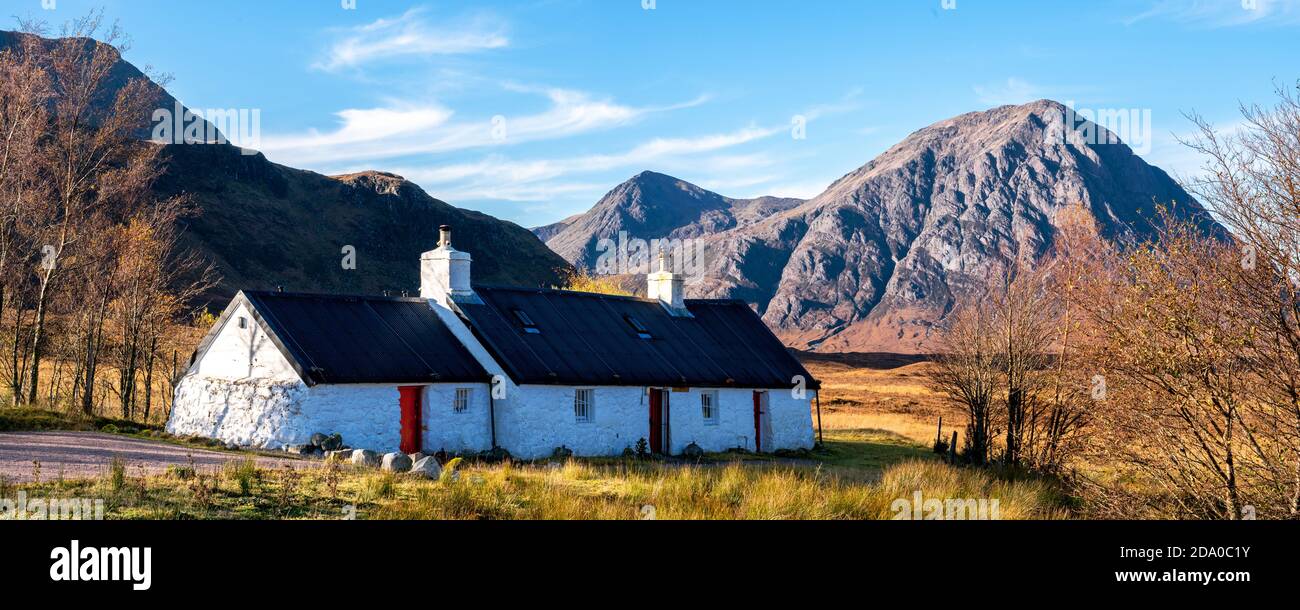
[421,225,474,303]
[648,251,690,317]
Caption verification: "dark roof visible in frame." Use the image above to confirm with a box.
[451,286,820,390]
[194,291,491,386]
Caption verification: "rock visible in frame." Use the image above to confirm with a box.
[321,433,344,452]
[325,450,351,463]
[350,449,380,467]
[410,456,441,479]
[682,442,704,459]
[552,446,574,459]
[382,452,413,472]
[408,452,428,464]
[309,433,328,448]
[224,441,240,451]
[286,445,313,456]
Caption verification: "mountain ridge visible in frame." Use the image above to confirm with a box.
[2,30,571,300]
[539,99,1220,353]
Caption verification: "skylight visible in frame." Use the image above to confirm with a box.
[625,315,652,340]
[513,309,541,334]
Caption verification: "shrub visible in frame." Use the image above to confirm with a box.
[108,457,126,492]
[224,457,260,495]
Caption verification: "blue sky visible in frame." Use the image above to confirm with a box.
[15,0,1300,227]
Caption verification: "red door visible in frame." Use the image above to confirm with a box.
[753,391,763,454]
[399,386,423,454]
[649,389,664,454]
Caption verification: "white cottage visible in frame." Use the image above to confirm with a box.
[168,226,819,458]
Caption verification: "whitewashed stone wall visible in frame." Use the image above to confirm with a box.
[420,384,493,454]
[168,376,309,449]
[494,385,814,459]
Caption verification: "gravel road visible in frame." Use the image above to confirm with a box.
[0,431,310,483]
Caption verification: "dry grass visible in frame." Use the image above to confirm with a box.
[9,455,1068,521]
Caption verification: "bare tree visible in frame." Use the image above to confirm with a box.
[932,300,1002,465]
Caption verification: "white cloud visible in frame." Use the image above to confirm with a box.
[974,78,1046,107]
[315,8,508,71]
[1125,0,1300,28]
[260,88,684,167]
[372,125,782,202]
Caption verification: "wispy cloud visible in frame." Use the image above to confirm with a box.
[260,88,701,166]
[315,8,508,71]
[1125,0,1300,28]
[377,125,783,202]
[973,78,1046,107]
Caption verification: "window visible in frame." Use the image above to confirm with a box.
[454,388,472,414]
[513,309,541,334]
[701,391,719,425]
[574,389,594,423]
[624,315,652,340]
[237,316,248,329]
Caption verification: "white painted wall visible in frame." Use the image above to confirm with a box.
[421,383,493,454]
[168,376,308,449]
[193,302,300,382]
[495,385,814,459]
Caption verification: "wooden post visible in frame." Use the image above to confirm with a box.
[949,431,959,464]
[814,390,824,446]
[935,416,944,451]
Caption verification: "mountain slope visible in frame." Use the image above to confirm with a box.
[539,101,1219,353]
[4,30,569,299]
[536,171,803,269]
[157,144,570,298]
[695,100,1217,352]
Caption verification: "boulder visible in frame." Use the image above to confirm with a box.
[408,452,428,464]
[682,442,705,459]
[286,445,314,456]
[309,433,328,448]
[410,456,441,479]
[325,450,352,463]
[382,452,413,472]
[321,434,344,452]
[350,449,380,467]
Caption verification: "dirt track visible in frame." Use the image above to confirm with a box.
[0,431,308,483]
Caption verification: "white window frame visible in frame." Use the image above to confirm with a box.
[453,388,472,414]
[574,388,595,423]
[701,391,719,425]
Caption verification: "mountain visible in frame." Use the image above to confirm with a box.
[0,30,218,140]
[156,144,570,299]
[542,101,1218,353]
[3,30,570,299]
[535,171,804,269]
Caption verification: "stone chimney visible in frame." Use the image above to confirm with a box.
[421,225,474,303]
[648,251,690,317]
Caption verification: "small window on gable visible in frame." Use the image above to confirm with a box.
[454,388,471,414]
[701,391,719,425]
[237,316,248,330]
[625,315,652,340]
[574,388,594,423]
[513,309,541,334]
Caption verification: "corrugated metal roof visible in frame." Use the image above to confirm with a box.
[239,291,490,386]
[454,286,820,390]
